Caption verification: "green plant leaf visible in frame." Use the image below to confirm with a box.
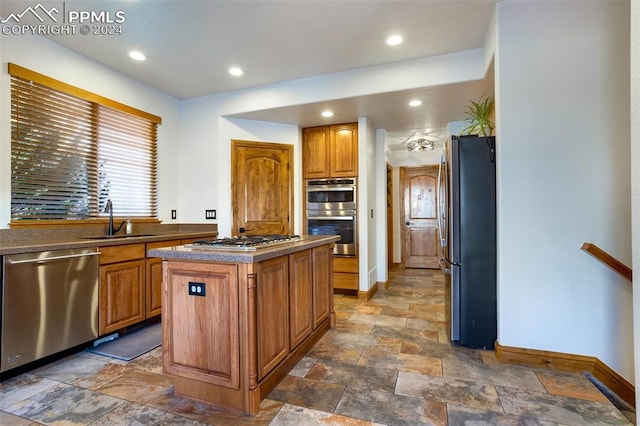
[460,96,494,136]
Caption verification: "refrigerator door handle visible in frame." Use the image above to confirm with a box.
[438,257,451,274]
[441,257,460,267]
[437,155,447,247]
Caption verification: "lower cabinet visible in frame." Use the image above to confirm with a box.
[287,250,313,351]
[145,239,182,318]
[145,258,164,318]
[163,261,240,389]
[161,242,335,415]
[256,256,290,380]
[99,244,146,335]
[333,255,359,291]
[312,245,332,327]
[100,235,216,336]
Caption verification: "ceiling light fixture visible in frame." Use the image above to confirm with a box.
[128,51,146,61]
[321,110,334,118]
[386,34,403,46]
[408,100,422,107]
[228,67,244,76]
[406,138,435,152]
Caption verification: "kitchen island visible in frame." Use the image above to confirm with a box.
[148,235,338,415]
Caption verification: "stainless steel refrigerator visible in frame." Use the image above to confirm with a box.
[438,135,496,349]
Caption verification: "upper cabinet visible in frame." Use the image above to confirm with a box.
[330,123,358,177]
[302,126,329,178]
[303,123,358,178]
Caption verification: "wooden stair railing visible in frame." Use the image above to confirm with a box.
[581,243,632,281]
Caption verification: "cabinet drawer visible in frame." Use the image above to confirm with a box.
[334,272,358,290]
[333,256,358,273]
[146,239,182,256]
[99,243,145,265]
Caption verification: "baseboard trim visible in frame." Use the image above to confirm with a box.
[495,342,635,408]
[358,282,379,300]
[592,358,635,408]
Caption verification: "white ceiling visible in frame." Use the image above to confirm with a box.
[0,0,497,162]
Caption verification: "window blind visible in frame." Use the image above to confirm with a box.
[9,65,159,220]
[97,106,157,217]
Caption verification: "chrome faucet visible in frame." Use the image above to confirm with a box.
[104,199,125,236]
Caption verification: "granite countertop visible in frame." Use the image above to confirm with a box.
[148,235,340,264]
[0,224,218,255]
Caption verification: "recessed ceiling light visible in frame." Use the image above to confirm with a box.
[386,35,403,46]
[321,110,334,118]
[409,100,422,107]
[229,67,244,76]
[128,50,146,61]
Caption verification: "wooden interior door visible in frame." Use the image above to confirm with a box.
[232,140,293,236]
[401,166,439,269]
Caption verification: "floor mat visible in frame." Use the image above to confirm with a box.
[88,323,162,361]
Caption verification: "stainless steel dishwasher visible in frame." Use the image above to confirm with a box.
[1,248,99,372]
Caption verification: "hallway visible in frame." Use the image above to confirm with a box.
[0,267,633,425]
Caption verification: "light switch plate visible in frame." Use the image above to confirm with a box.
[205,209,216,220]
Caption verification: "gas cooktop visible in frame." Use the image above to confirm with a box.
[186,235,301,251]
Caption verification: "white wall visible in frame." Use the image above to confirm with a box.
[219,117,301,236]
[392,166,402,263]
[0,34,181,227]
[496,1,633,381]
[178,50,488,239]
[176,97,301,237]
[375,128,388,282]
[358,117,377,290]
[630,0,640,408]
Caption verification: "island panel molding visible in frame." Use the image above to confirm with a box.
[163,261,240,389]
[152,235,338,415]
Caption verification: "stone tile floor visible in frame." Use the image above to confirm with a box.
[0,267,634,425]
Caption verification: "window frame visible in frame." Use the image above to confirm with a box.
[8,63,162,226]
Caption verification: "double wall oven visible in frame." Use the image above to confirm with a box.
[306,178,357,256]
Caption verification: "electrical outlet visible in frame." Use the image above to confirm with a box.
[205,209,216,220]
[171,209,177,219]
[188,282,206,297]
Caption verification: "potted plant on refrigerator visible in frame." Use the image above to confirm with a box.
[460,96,495,137]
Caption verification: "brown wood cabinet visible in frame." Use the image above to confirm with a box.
[163,261,240,389]
[145,239,182,318]
[160,239,335,415]
[302,123,359,292]
[302,123,358,178]
[100,235,217,336]
[312,245,333,327]
[145,259,164,318]
[99,244,146,335]
[288,250,313,350]
[257,256,290,380]
[145,237,208,319]
[333,255,359,291]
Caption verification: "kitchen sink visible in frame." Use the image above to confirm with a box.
[80,233,156,240]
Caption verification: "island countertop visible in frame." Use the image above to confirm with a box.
[0,224,218,255]
[147,234,339,263]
